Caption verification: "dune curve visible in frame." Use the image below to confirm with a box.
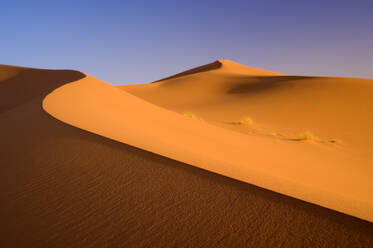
[43,66,373,222]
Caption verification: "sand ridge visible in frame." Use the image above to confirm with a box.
[43,60,373,222]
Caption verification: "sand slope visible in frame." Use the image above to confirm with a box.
[43,61,373,222]
[1,64,373,247]
[121,59,373,155]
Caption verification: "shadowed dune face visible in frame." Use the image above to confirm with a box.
[1,64,373,247]
[0,66,85,114]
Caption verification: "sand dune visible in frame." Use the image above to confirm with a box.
[1,63,373,247]
[43,60,373,222]
[121,59,373,153]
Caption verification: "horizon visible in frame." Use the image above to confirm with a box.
[2,0,373,85]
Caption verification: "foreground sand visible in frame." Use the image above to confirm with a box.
[1,64,372,247]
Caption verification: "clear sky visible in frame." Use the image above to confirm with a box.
[2,0,373,85]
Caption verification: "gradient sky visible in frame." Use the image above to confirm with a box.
[2,0,373,84]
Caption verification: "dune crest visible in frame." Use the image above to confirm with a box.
[215,59,284,76]
[43,61,373,221]
[154,59,283,83]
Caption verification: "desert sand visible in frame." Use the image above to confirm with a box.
[44,59,373,221]
[1,62,373,247]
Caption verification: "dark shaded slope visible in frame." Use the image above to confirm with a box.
[0,65,85,113]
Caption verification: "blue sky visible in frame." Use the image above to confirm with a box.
[1,0,373,84]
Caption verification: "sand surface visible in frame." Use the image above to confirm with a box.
[44,60,373,222]
[1,64,373,247]
[121,60,373,155]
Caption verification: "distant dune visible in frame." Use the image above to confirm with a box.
[1,62,373,247]
[121,59,373,152]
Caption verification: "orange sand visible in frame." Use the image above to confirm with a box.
[1,63,373,247]
[43,60,373,222]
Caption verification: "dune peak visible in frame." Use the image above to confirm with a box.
[152,59,283,83]
[214,59,284,76]
[216,58,241,65]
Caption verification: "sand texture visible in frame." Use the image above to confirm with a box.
[1,63,373,247]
